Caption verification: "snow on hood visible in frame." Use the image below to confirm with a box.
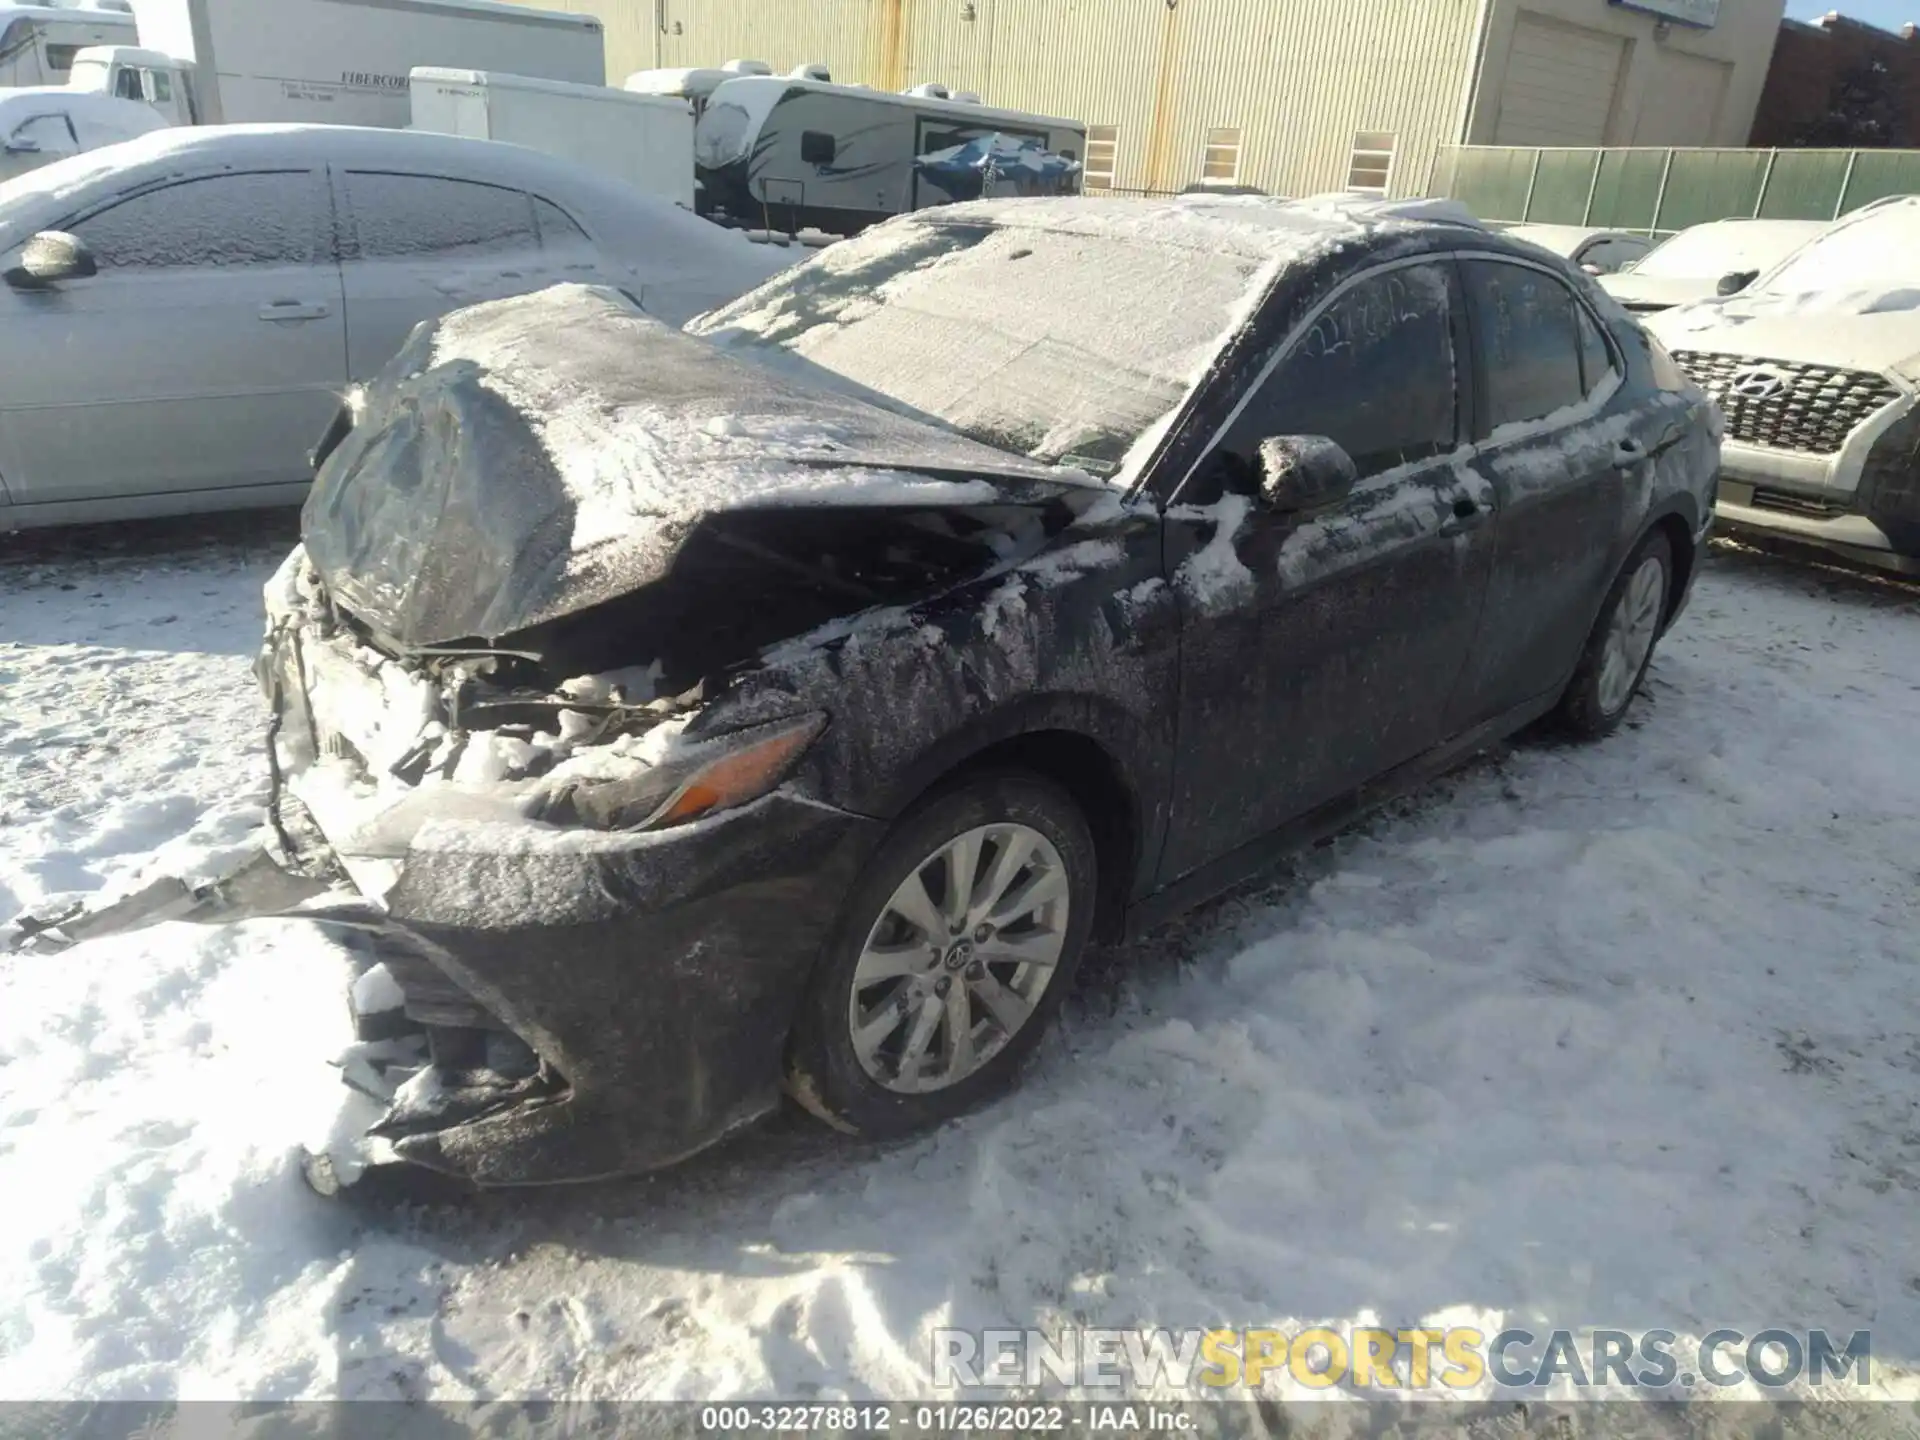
[301,284,1085,647]
[1598,272,1721,312]
[1647,288,1920,380]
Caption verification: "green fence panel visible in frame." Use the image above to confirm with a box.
[1756,149,1849,219]
[1431,145,1920,228]
[1524,150,1602,224]
[1655,150,1771,232]
[1586,150,1667,232]
[1449,147,1536,222]
[1839,150,1920,215]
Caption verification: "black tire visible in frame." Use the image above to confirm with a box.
[785,770,1097,1139]
[1555,528,1674,739]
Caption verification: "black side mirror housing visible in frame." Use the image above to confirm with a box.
[1257,435,1358,513]
[1716,268,1759,297]
[4,231,98,290]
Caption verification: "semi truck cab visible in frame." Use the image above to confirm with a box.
[67,45,197,125]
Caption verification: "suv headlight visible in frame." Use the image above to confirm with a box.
[545,712,828,832]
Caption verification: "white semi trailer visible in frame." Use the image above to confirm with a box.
[0,1,134,88]
[69,0,604,128]
[410,66,694,210]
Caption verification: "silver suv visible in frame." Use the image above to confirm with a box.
[1646,196,1920,574]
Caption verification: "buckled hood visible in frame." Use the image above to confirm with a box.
[300,284,1088,648]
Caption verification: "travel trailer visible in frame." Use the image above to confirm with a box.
[694,73,1084,235]
[623,57,788,120]
[411,66,694,209]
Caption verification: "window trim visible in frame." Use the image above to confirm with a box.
[1169,253,1472,505]
[1346,131,1396,197]
[531,192,594,249]
[1083,123,1119,191]
[1453,251,1623,447]
[9,111,78,152]
[1198,126,1242,186]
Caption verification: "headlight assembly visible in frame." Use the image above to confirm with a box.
[550,712,828,832]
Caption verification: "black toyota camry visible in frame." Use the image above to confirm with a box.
[188,196,1718,1186]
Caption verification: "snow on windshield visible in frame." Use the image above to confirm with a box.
[689,216,1271,478]
[1631,222,1824,279]
[1759,205,1920,294]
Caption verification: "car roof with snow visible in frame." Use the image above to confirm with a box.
[0,122,730,252]
[0,85,167,129]
[900,192,1487,262]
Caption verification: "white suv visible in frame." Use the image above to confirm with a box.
[1646,196,1920,574]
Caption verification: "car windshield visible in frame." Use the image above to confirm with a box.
[1629,223,1819,279]
[688,218,1270,477]
[1757,206,1920,294]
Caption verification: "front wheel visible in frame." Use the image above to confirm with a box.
[785,772,1097,1139]
[1555,529,1674,739]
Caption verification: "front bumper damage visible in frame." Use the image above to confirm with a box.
[11,575,882,1191]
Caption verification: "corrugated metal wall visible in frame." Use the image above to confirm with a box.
[518,0,1485,199]
[1429,143,1920,234]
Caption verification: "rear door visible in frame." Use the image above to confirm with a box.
[332,168,605,382]
[0,168,346,508]
[1158,257,1497,883]
[1446,257,1639,729]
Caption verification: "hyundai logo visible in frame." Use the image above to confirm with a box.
[1728,366,1789,401]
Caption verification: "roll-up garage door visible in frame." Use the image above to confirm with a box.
[1492,12,1627,147]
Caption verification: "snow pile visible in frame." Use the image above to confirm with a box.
[4,531,1920,1407]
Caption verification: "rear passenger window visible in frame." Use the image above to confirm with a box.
[344,172,539,259]
[1466,261,1589,430]
[533,197,592,252]
[1237,262,1460,480]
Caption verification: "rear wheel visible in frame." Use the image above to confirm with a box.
[786,772,1096,1138]
[1556,529,1673,739]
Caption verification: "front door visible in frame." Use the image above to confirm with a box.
[1158,257,1497,883]
[0,168,346,510]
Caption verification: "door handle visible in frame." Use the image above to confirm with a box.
[259,300,330,322]
[1611,438,1647,470]
[1438,495,1486,537]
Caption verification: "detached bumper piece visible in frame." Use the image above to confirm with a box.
[6,844,343,955]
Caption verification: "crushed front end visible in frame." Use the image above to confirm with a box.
[258,547,883,1188]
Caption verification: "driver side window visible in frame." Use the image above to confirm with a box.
[1231,261,1462,483]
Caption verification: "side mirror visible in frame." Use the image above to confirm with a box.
[4,231,97,289]
[1256,435,1357,513]
[1716,269,1758,297]
[3,139,39,155]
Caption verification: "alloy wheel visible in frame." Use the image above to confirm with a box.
[1596,553,1666,717]
[846,822,1070,1094]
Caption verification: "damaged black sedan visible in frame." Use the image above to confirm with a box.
[147,197,1723,1186]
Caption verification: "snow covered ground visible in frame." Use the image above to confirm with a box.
[2,517,1919,1415]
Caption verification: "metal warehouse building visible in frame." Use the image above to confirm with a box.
[516,0,1786,198]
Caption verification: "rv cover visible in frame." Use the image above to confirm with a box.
[913,134,1082,203]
